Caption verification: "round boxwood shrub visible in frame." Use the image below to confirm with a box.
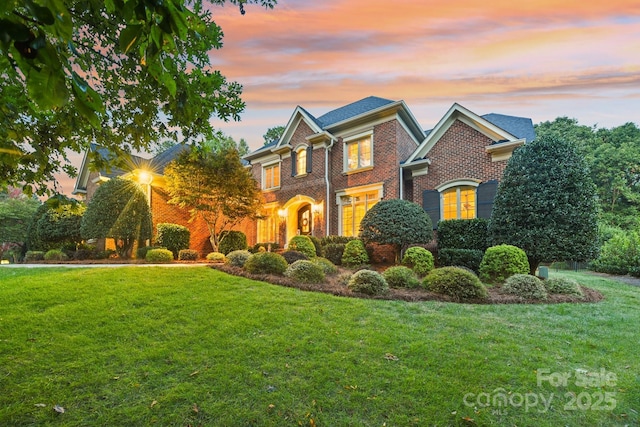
[312,257,338,275]
[324,243,345,265]
[44,249,69,261]
[502,274,548,300]
[382,266,420,289]
[282,250,309,264]
[155,223,190,258]
[178,249,199,261]
[479,244,529,284]
[423,267,488,301]
[244,252,288,275]
[206,252,226,263]
[285,260,326,283]
[347,269,389,295]
[544,277,583,297]
[342,239,369,267]
[401,247,434,276]
[287,235,316,258]
[219,231,248,255]
[146,248,174,263]
[225,250,252,267]
[136,246,165,260]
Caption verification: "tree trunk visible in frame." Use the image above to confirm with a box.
[528,257,541,276]
[209,235,218,253]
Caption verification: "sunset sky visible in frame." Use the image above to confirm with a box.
[57,0,640,194]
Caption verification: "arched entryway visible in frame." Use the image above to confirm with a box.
[297,204,312,236]
[279,195,322,246]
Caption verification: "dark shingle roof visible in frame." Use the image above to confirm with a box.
[316,96,395,127]
[151,143,190,173]
[482,113,536,142]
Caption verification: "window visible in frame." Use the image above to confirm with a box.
[263,163,280,190]
[257,210,278,243]
[442,186,476,220]
[296,148,306,176]
[340,191,379,236]
[346,136,372,171]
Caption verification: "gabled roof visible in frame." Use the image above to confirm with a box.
[481,113,536,143]
[149,143,190,174]
[316,96,395,127]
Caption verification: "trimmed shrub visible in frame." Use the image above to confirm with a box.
[324,243,345,266]
[342,239,369,267]
[282,250,309,264]
[320,235,355,246]
[24,251,45,262]
[285,260,326,283]
[309,235,322,257]
[244,252,288,275]
[146,248,174,263]
[347,269,389,295]
[155,223,190,258]
[136,246,165,260]
[479,244,529,284]
[206,252,226,263]
[312,257,338,275]
[287,235,316,258]
[424,267,488,301]
[437,218,489,251]
[219,231,248,255]
[178,249,199,261]
[382,266,420,289]
[73,246,96,261]
[544,277,583,297]
[401,247,434,276]
[438,248,484,273]
[502,274,548,300]
[225,250,252,267]
[590,231,640,276]
[95,249,116,259]
[251,242,280,253]
[44,249,68,261]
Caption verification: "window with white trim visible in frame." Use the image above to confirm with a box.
[263,163,280,190]
[257,209,278,243]
[442,186,476,220]
[345,136,372,172]
[339,191,379,237]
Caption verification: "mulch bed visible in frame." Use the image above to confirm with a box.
[210,264,604,305]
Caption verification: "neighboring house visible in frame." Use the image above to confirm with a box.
[244,97,535,246]
[74,96,535,255]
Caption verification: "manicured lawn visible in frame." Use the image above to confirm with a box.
[0,267,637,426]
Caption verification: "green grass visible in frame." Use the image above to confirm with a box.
[0,267,638,426]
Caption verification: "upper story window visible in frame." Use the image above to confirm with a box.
[291,145,312,176]
[296,148,307,176]
[442,186,476,220]
[345,135,372,172]
[263,163,280,190]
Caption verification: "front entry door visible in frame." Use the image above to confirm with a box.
[297,204,312,235]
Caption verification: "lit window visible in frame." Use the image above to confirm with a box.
[258,210,277,242]
[340,191,379,236]
[297,148,306,176]
[442,187,476,220]
[346,136,372,171]
[263,164,280,190]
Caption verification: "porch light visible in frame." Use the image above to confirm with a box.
[312,203,322,215]
[137,170,153,185]
[277,209,287,219]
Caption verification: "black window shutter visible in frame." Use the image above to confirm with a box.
[477,180,499,219]
[422,189,440,230]
[291,150,297,177]
[306,144,313,174]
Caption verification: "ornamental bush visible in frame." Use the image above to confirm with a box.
[544,277,583,297]
[324,243,346,265]
[341,239,369,267]
[244,252,288,275]
[145,248,174,263]
[347,269,389,295]
[312,257,338,275]
[225,250,252,267]
[437,218,489,251]
[287,235,316,258]
[401,247,434,276]
[285,260,326,283]
[206,252,226,263]
[24,251,45,262]
[382,266,420,289]
[219,231,248,255]
[590,231,640,276]
[502,274,548,300]
[136,246,165,260]
[309,235,322,257]
[155,223,190,258]
[423,267,488,301]
[251,242,280,253]
[282,250,309,264]
[178,249,199,261]
[438,248,484,273]
[479,244,529,284]
[44,249,68,261]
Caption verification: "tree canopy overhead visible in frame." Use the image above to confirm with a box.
[0,0,276,195]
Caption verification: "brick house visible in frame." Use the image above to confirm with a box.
[74,96,534,255]
[244,97,535,247]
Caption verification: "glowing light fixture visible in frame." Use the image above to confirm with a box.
[277,209,287,219]
[137,170,153,185]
